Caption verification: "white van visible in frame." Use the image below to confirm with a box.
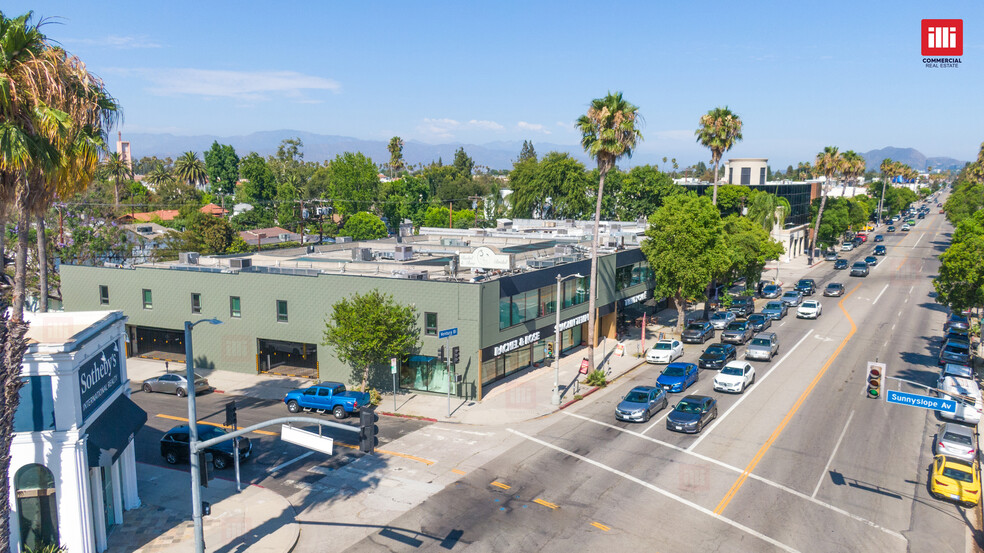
[939,376,983,425]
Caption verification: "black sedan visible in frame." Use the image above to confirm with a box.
[873,235,884,242]
[794,279,816,296]
[747,313,773,332]
[864,256,878,266]
[944,313,970,332]
[681,321,715,344]
[873,245,886,255]
[161,424,252,469]
[698,343,737,370]
[666,395,718,433]
[834,259,849,270]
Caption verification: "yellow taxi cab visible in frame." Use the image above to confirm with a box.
[863,224,875,232]
[930,454,980,506]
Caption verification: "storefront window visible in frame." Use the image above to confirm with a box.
[617,261,654,290]
[15,464,58,551]
[538,285,556,316]
[499,297,512,330]
[401,355,450,393]
[14,376,55,433]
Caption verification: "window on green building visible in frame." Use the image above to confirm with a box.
[191,293,201,314]
[99,285,109,305]
[276,300,288,323]
[425,312,438,335]
[142,289,152,309]
[230,296,241,318]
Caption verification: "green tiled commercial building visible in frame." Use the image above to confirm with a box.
[60,221,658,400]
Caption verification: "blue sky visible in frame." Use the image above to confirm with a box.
[7,1,983,167]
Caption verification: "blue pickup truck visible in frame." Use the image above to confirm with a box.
[283,382,371,419]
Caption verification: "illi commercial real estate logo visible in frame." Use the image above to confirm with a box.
[922,19,963,68]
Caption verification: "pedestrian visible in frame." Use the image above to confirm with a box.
[165,361,169,373]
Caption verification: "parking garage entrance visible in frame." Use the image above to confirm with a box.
[129,326,185,362]
[257,339,319,379]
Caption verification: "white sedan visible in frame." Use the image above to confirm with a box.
[713,361,756,393]
[646,339,684,364]
[797,300,822,319]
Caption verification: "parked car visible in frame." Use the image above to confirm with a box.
[938,376,983,425]
[721,321,753,345]
[666,395,718,433]
[713,361,756,393]
[708,311,737,330]
[747,313,773,332]
[873,245,886,255]
[856,233,868,243]
[850,261,869,277]
[945,328,972,346]
[833,259,849,270]
[760,284,783,299]
[745,332,779,361]
[780,290,803,307]
[939,341,972,366]
[728,296,755,317]
[797,300,823,319]
[824,251,839,261]
[284,381,371,419]
[864,256,878,266]
[681,321,715,344]
[794,279,816,296]
[901,224,911,231]
[161,424,252,469]
[935,423,977,462]
[646,339,684,364]
[873,234,884,242]
[887,225,896,232]
[841,242,855,251]
[938,363,974,393]
[615,386,668,423]
[698,343,737,370]
[656,362,700,393]
[762,301,788,320]
[930,455,981,507]
[142,373,211,397]
[823,282,845,297]
[944,313,971,332]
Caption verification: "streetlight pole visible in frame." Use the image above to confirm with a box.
[185,317,222,553]
[552,273,583,405]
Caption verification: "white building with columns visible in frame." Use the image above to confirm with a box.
[7,311,145,553]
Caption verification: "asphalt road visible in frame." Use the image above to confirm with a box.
[129,383,431,498]
[345,197,979,552]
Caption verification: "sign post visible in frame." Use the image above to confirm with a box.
[390,358,398,412]
[579,358,590,375]
[439,329,457,418]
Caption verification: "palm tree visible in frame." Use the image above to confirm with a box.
[840,150,863,197]
[101,151,132,209]
[577,92,643,373]
[695,106,743,205]
[144,163,176,189]
[746,192,789,232]
[387,136,405,178]
[809,146,843,261]
[174,151,207,189]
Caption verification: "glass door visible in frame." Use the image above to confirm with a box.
[100,466,117,534]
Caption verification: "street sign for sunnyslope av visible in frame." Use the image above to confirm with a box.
[885,389,957,413]
[438,328,458,339]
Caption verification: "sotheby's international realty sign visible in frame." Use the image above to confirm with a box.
[79,341,122,422]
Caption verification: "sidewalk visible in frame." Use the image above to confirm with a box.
[106,463,297,553]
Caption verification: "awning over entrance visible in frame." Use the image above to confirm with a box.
[85,395,147,467]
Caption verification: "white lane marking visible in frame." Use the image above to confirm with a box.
[563,412,905,541]
[688,330,813,451]
[912,234,924,249]
[267,451,314,473]
[643,388,700,434]
[507,428,802,553]
[780,321,786,327]
[871,284,890,306]
[812,410,855,499]
[908,285,914,296]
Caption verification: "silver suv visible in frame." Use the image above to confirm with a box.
[745,332,779,361]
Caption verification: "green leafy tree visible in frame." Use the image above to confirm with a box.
[229,207,275,231]
[507,157,543,218]
[518,140,537,162]
[745,191,789,232]
[174,151,208,188]
[387,136,405,177]
[617,165,684,220]
[100,152,132,209]
[275,181,301,229]
[721,215,784,287]
[695,106,743,204]
[537,152,592,219]
[642,194,728,332]
[453,147,474,178]
[338,212,387,240]
[238,152,277,205]
[379,174,430,229]
[712,185,752,217]
[935,211,984,312]
[204,141,240,195]
[225,236,253,254]
[322,289,421,391]
[424,206,451,227]
[326,152,381,216]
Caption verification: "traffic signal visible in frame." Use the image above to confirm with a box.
[359,407,379,454]
[198,452,214,487]
[225,401,237,428]
[546,342,554,358]
[437,345,446,362]
[866,365,882,399]
[202,501,212,517]
[451,346,460,364]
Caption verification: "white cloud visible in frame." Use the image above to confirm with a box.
[66,35,162,49]
[115,68,341,101]
[416,118,461,140]
[518,121,551,134]
[468,119,504,130]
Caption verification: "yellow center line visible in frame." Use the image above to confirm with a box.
[156,414,279,435]
[375,448,436,465]
[590,522,611,531]
[533,498,558,509]
[714,282,860,515]
[490,481,511,490]
[451,469,467,475]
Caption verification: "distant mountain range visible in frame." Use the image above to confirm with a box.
[121,130,968,173]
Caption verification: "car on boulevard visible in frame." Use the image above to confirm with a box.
[615,386,668,423]
[930,455,980,507]
[938,376,983,425]
[939,341,972,366]
[887,225,896,232]
[762,301,788,320]
[945,328,972,347]
[794,279,816,296]
[708,311,737,330]
[856,232,868,243]
[646,339,684,364]
[833,259,849,270]
[161,424,252,469]
[797,300,823,319]
[141,372,211,397]
[681,321,715,344]
[656,362,700,393]
[901,224,910,231]
[841,242,855,251]
[747,313,773,332]
[864,256,878,266]
[284,382,371,419]
[824,251,839,261]
[850,261,869,277]
[720,320,753,345]
[666,395,718,433]
[780,290,803,307]
[698,343,737,370]
[873,234,884,242]
[713,361,756,393]
[873,245,886,255]
[760,284,782,299]
[728,296,755,317]
[745,332,779,362]
[944,313,971,332]
[935,423,977,462]
[823,282,845,297]
[938,364,973,392]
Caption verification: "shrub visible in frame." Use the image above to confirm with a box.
[584,369,607,387]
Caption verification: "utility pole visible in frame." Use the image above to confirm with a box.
[297,199,305,245]
[449,202,453,229]
[468,195,482,227]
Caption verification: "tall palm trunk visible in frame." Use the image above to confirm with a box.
[586,169,607,371]
[712,158,721,205]
[36,214,48,312]
[114,175,120,209]
[810,183,831,262]
[11,209,30,321]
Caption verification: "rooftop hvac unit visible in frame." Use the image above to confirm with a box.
[179,252,200,264]
[136,225,153,234]
[406,271,429,280]
[527,258,557,269]
[336,236,353,243]
[394,245,413,261]
[554,245,574,256]
[352,247,373,261]
[229,258,252,269]
[278,233,290,241]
